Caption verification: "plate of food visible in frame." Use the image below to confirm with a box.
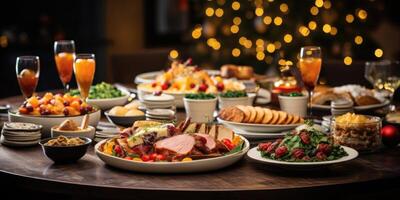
[95,118,249,173]
[247,122,358,169]
[136,61,246,107]
[217,106,304,132]
[311,85,390,110]
[9,92,100,136]
[105,101,146,127]
[69,82,131,110]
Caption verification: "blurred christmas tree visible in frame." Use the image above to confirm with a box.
[184,0,385,74]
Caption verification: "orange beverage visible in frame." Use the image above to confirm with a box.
[74,54,95,101]
[55,52,74,85]
[299,57,322,91]
[17,69,39,98]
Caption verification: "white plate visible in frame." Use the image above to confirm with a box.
[0,135,39,146]
[231,128,287,140]
[247,146,358,169]
[95,135,250,173]
[311,99,390,111]
[87,91,132,110]
[217,118,301,133]
[134,70,221,84]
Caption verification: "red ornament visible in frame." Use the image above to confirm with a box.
[381,125,400,147]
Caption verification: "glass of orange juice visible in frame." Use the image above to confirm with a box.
[16,56,40,99]
[54,40,75,91]
[299,46,322,116]
[74,54,95,102]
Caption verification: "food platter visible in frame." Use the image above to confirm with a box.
[217,118,301,133]
[311,99,390,111]
[247,146,358,169]
[95,135,250,173]
[134,70,221,84]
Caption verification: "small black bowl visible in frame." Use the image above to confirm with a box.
[39,136,92,163]
[104,110,145,127]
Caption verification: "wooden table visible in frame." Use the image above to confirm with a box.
[0,95,400,200]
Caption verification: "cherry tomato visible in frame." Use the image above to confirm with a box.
[124,156,132,160]
[141,155,151,162]
[149,153,158,160]
[222,139,235,150]
[114,145,122,155]
[156,154,166,161]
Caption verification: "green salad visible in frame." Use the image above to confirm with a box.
[185,93,216,100]
[69,82,124,99]
[220,90,247,98]
[258,121,348,162]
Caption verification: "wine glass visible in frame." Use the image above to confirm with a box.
[365,60,400,96]
[54,40,75,91]
[298,46,322,116]
[74,54,95,102]
[16,56,40,99]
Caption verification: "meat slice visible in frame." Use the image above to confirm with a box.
[154,134,195,155]
[195,133,216,150]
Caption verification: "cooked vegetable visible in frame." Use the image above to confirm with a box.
[220,90,247,98]
[69,82,124,99]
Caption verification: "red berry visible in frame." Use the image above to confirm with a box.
[275,146,288,158]
[292,148,305,159]
[317,143,331,154]
[258,142,272,151]
[217,82,224,91]
[161,82,170,90]
[316,151,326,160]
[190,83,196,89]
[63,101,70,106]
[198,84,208,92]
[300,131,310,144]
[141,155,151,162]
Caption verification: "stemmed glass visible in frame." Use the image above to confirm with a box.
[298,46,322,117]
[16,56,40,99]
[365,60,400,95]
[54,40,75,91]
[74,54,95,102]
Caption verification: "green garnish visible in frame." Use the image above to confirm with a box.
[220,90,247,98]
[281,92,304,97]
[185,93,216,99]
[304,119,314,127]
[69,82,124,99]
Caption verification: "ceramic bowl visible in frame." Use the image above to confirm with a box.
[39,136,91,163]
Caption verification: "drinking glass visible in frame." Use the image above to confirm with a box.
[54,40,75,91]
[365,60,400,95]
[16,56,40,98]
[299,46,322,116]
[74,54,95,102]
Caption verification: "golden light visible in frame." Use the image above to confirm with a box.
[215,8,224,17]
[322,24,332,33]
[266,43,276,53]
[256,39,264,46]
[346,14,354,23]
[343,56,352,66]
[375,48,383,58]
[278,59,286,66]
[232,1,240,10]
[310,6,319,15]
[256,46,264,52]
[308,21,317,30]
[265,56,273,64]
[169,50,179,59]
[213,42,221,50]
[285,60,293,66]
[233,17,241,25]
[244,40,252,48]
[263,16,272,25]
[239,36,247,45]
[280,3,289,13]
[274,41,282,49]
[283,34,293,43]
[330,27,337,35]
[205,7,214,17]
[323,0,331,9]
[256,52,265,61]
[354,35,363,45]
[255,8,264,16]
[299,26,310,36]
[315,0,324,8]
[207,38,217,47]
[274,16,283,26]
[191,27,202,39]
[232,48,241,57]
[230,25,239,34]
[357,9,368,20]
[0,36,8,48]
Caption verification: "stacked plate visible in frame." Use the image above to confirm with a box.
[146,109,176,122]
[94,121,119,142]
[321,116,333,131]
[1,122,42,147]
[141,93,175,110]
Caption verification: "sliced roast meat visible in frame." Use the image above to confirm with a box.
[154,134,195,155]
[195,133,216,151]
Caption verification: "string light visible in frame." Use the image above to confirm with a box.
[274,16,283,26]
[230,25,239,33]
[330,27,338,35]
[315,0,324,8]
[255,8,264,16]
[375,49,383,58]
[280,3,289,13]
[244,40,252,48]
[205,7,214,17]
[299,26,310,36]
[215,8,224,17]
[239,36,247,45]
[323,0,331,9]
[278,59,286,66]
[344,56,352,65]
[233,17,241,25]
[263,16,272,25]
[256,52,265,60]
[283,34,293,43]
[207,38,221,50]
[169,50,179,59]
[232,48,241,57]
[256,46,264,52]
[310,6,319,15]
[266,43,276,53]
[357,9,367,20]
[308,21,317,30]
[323,24,332,33]
[354,35,363,45]
[191,27,202,39]
[256,39,264,46]
[232,1,240,10]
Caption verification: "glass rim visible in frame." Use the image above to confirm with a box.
[300,46,321,50]
[365,59,398,65]
[54,40,75,44]
[17,56,40,60]
[75,53,95,59]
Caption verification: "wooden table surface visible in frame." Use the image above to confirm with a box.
[1,94,400,199]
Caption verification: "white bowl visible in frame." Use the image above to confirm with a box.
[183,97,217,123]
[218,96,251,110]
[9,110,101,138]
[95,135,249,173]
[137,87,184,107]
[51,125,96,139]
[87,91,131,110]
[278,94,308,117]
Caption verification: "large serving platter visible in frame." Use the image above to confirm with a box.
[134,70,221,84]
[95,135,250,173]
[217,118,300,133]
[247,146,358,169]
[87,90,132,110]
[311,99,390,111]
